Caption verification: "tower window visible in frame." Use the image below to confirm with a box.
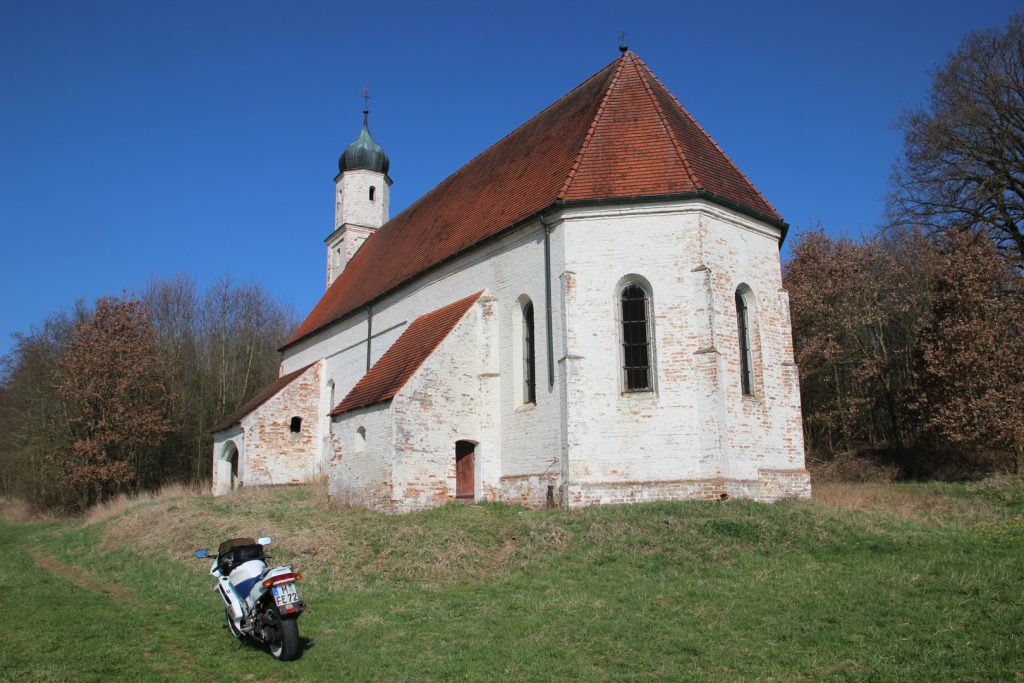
[290,416,302,433]
[369,186,376,201]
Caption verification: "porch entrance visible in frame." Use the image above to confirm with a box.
[455,441,475,501]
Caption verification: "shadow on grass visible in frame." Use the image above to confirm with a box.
[223,624,313,661]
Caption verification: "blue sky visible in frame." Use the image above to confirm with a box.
[0,0,1018,356]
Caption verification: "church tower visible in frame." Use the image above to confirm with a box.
[326,106,391,288]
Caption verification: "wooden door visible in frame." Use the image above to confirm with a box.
[455,441,475,501]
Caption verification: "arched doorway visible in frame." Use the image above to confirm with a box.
[222,441,240,491]
[455,441,475,502]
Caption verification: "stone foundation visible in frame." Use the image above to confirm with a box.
[560,468,811,508]
[497,473,561,508]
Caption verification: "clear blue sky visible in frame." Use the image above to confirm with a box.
[0,0,1017,356]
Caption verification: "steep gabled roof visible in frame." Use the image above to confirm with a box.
[211,362,316,433]
[285,51,782,349]
[329,292,482,416]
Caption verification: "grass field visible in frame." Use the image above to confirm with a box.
[2,478,1022,682]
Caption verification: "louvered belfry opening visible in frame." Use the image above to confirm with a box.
[621,284,651,391]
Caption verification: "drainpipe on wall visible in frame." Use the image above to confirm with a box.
[366,304,373,372]
[539,214,556,389]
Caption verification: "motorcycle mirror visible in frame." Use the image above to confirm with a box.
[194,549,209,558]
[258,536,272,546]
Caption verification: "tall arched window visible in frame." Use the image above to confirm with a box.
[620,282,653,391]
[522,300,536,404]
[327,380,336,411]
[369,186,376,201]
[736,288,754,396]
[355,426,366,452]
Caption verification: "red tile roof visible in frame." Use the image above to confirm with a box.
[329,292,482,416]
[285,52,783,349]
[211,362,316,433]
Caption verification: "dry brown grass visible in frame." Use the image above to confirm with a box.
[809,452,901,483]
[812,481,996,525]
[0,496,50,522]
[84,481,206,525]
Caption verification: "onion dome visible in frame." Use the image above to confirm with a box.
[339,110,389,175]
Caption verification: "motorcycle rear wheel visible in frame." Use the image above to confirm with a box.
[264,605,300,661]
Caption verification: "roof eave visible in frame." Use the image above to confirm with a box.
[328,396,393,418]
[559,190,789,238]
[280,192,788,352]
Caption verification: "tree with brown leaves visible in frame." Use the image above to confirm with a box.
[914,233,1024,471]
[57,297,173,506]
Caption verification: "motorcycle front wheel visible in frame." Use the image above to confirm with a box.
[225,609,243,639]
[264,605,300,661]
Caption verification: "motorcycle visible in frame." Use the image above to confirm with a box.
[194,536,304,661]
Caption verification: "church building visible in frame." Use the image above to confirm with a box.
[211,48,811,511]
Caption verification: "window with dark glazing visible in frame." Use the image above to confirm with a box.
[736,290,754,396]
[621,284,652,391]
[522,301,536,404]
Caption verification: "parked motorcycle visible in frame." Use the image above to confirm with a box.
[194,536,304,660]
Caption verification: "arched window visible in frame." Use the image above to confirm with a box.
[620,282,653,391]
[290,416,302,433]
[522,300,536,404]
[327,380,335,410]
[355,426,366,452]
[369,186,376,201]
[736,288,754,396]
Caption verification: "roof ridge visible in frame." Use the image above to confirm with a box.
[631,53,782,220]
[557,53,626,201]
[212,361,317,433]
[329,291,483,415]
[629,53,700,191]
[376,57,618,233]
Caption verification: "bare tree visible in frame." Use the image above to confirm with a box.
[889,12,1024,262]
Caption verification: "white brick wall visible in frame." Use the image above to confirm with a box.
[212,362,323,495]
[274,197,809,510]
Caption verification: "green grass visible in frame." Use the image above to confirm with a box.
[2,479,1022,682]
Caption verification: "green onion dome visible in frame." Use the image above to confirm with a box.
[339,110,389,175]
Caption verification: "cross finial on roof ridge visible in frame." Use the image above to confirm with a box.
[619,31,628,54]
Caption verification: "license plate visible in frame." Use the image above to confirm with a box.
[272,582,299,607]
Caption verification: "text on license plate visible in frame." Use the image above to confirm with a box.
[272,582,299,606]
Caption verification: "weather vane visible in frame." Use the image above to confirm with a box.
[619,31,628,53]
[362,85,371,112]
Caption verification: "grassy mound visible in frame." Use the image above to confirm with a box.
[3,478,1022,681]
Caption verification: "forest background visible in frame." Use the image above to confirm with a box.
[2,15,1022,513]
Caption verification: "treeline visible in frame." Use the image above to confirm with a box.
[0,275,296,512]
[786,13,1024,476]
[785,229,1023,474]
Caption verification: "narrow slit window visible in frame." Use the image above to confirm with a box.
[369,186,376,201]
[522,301,536,404]
[621,284,652,391]
[736,290,754,396]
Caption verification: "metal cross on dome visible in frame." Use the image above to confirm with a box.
[362,85,371,112]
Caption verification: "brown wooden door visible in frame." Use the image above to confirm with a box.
[455,441,475,501]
